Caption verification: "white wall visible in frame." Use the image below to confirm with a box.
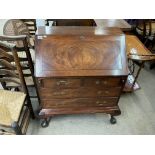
[0,19,8,35]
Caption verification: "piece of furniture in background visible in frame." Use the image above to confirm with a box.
[3,19,34,48]
[35,26,128,127]
[0,35,40,100]
[124,35,155,92]
[133,20,154,43]
[0,41,35,135]
[94,19,131,32]
[20,19,37,37]
[46,19,96,26]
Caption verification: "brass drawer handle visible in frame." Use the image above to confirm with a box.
[56,103,65,106]
[97,91,102,95]
[96,101,107,105]
[53,91,66,95]
[105,90,109,94]
[97,90,109,95]
[38,79,42,86]
[103,81,108,85]
[95,80,100,85]
[95,80,108,85]
[56,80,68,86]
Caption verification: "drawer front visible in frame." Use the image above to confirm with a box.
[41,97,118,108]
[39,87,121,99]
[38,78,81,88]
[83,77,122,87]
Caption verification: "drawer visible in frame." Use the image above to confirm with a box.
[83,77,122,87]
[41,97,118,108]
[39,87,121,99]
[38,78,81,88]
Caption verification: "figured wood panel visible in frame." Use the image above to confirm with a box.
[41,37,121,70]
[35,28,128,77]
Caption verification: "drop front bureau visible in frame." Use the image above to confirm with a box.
[35,26,128,127]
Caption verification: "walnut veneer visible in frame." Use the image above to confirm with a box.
[35,26,128,126]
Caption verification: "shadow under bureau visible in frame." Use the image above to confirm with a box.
[35,26,128,127]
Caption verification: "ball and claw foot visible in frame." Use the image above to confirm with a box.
[41,119,49,128]
[110,116,117,124]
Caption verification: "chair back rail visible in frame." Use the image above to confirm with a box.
[0,41,27,93]
[0,35,40,102]
[20,19,37,36]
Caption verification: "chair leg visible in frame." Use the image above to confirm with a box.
[26,97,35,119]
[32,75,40,103]
[11,122,22,135]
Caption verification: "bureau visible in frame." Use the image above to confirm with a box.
[35,26,128,127]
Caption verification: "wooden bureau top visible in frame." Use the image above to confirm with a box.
[35,26,128,77]
[36,26,123,36]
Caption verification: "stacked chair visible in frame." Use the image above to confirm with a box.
[2,19,39,100]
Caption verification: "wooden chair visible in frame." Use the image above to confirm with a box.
[124,35,155,92]
[46,19,96,26]
[0,35,40,101]
[134,19,155,69]
[3,19,35,49]
[0,41,34,135]
[134,20,155,43]
[20,19,37,38]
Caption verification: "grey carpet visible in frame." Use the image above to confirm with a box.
[27,64,155,135]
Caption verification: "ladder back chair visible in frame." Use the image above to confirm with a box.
[0,41,35,135]
[20,19,37,37]
[0,35,40,101]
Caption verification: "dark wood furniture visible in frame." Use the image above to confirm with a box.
[124,35,155,92]
[94,19,131,31]
[35,26,128,127]
[0,41,34,135]
[46,19,96,26]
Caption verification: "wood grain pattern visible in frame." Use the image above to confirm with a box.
[41,97,118,108]
[35,27,128,77]
[39,87,121,99]
[35,27,128,121]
